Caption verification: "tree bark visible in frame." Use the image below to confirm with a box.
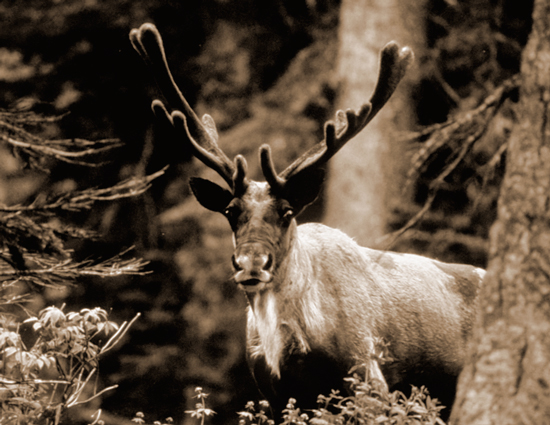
[451,0,550,423]
[324,0,425,245]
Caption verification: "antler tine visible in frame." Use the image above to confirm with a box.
[277,41,413,182]
[130,23,236,187]
[260,145,286,192]
[130,24,202,138]
[368,42,414,119]
[170,110,236,184]
[233,155,250,196]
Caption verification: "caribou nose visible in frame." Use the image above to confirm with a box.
[232,243,273,284]
[231,252,272,272]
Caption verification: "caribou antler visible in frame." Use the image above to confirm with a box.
[131,23,412,196]
[261,41,414,191]
[129,23,238,189]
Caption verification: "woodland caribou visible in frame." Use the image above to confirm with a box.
[130,23,485,418]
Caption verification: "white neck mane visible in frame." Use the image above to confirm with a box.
[245,225,334,378]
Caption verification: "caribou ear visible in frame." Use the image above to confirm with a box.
[189,177,234,212]
[284,168,325,215]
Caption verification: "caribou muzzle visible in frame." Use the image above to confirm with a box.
[232,242,274,286]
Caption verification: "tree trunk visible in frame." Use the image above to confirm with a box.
[451,0,550,423]
[324,0,424,245]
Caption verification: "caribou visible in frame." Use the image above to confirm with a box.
[130,23,485,419]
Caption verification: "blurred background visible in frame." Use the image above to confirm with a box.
[0,0,534,424]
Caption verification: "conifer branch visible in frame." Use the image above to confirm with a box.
[381,75,519,248]
[0,108,122,168]
[405,75,519,182]
[0,167,167,214]
[0,249,149,288]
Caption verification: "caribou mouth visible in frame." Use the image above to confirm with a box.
[238,280,269,293]
[240,278,262,286]
[234,268,272,285]
[234,274,272,292]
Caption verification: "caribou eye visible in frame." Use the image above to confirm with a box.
[277,200,294,223]
[223,205,241,225]
[281,207,294,222]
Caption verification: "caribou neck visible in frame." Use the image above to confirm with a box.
[245,220,310,308]
[244,225,333,375]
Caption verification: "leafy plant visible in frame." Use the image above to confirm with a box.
[312,371,445,425]
[189,367,446,425]
[238,400,273,425]
[185,387,217,425]
[0,106,161,424]
[0,306,138,424]
[131,411,174,425]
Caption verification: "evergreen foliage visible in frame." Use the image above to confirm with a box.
[0,107,160,424]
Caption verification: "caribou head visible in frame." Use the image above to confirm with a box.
[130,23,413,293]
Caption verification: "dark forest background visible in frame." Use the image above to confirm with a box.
[0,1,534,424]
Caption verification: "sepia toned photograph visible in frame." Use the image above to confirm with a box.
[0,1,544,424]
